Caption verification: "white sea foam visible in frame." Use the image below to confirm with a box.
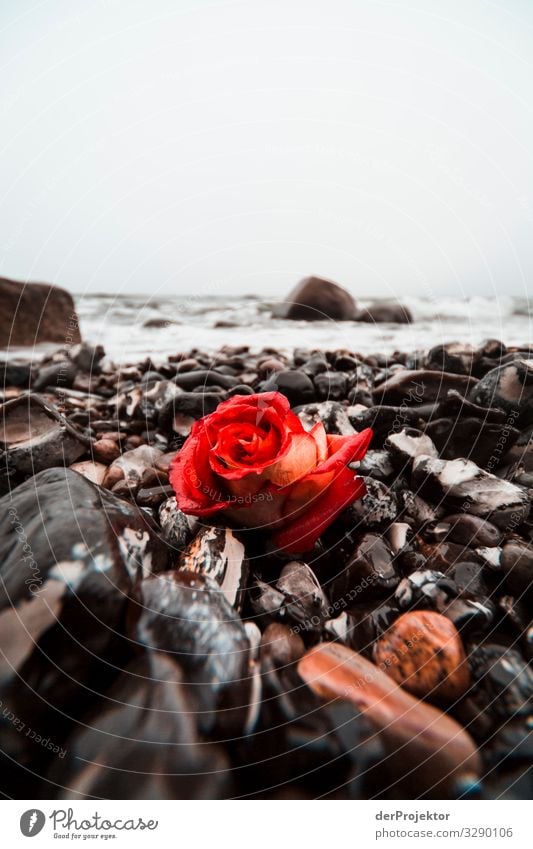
[74,293,531,365]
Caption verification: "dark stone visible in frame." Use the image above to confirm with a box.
[412,454,530,529]
[501,540,533,599]
[451,561,491,597]
[0,394,90,476]
[469,358,533,426]
[32,360,77,391]
[438,514,502,547]
[158,391,222,430]
[442,598,494,636]
[301,355,329,376]
[179,526,249,611]
[69,342,105,373]
[227,384,255,396]
[330,533,399,605]
[385,427,438,468]
[48,652,230,799]
[276,561,330,630]
[346,478,398,528]
[355,301,412,324]
[261,370,315,406]
[348,405,422,447]
[334,352,359,371]
[295,401,355,435]
[395,569,458,612]
[143,318,181,328]
[437,389,507,423]
[250,579,286,623]
[0,467,168,796]
[129,570,250,734]
[259,622,306,667]
[158,497,198,551]
[0,276,81,347]
[425,417,520,468]
[174,369,238,390]
[314,371,350,401]
[373,369,478,405]
[135,484,175,506]
[468,643,533,726]
[424,343,476,375]
[0,359,33,388]
[271,276,357,321]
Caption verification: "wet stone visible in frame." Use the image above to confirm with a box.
[501,539,533,599]
[130,570,250,734]
[158,497,198,550]
[276,561,330,630]
[425,417,520,468]
[424,343,477,376]
[395,569,458,612]
[0,467,169,795]
[136,484,175,507]
[261,370,316,406]
[49,651,230,800]
[385,427,438,468]
[173,369,238,391]
[179,526,249,610]
[1,394,90,476]
[412,455,530,529]
[295,400,355,435]
[259,623,306,667]
[468,643,533,723]
[442,597,494,637]
[301,355,328,376]
[469,358,533,426]
[330,533,399,606]
[358,448,395,481]
[373,369,478,406]
[437,514,503,548]
[250,579,286,624]
[158,391,222,431]
[347,478,399,528]
[349,405,421,447]
[314,371,350,401]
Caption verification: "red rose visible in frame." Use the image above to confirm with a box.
[169,392,372,554]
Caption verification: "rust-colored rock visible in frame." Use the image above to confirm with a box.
[260,622,305,668]
[374,611,470,702]
[298,642,479,797]
[0,277,81,347]
[92,438,121,464]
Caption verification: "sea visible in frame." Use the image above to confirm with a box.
[75,293,532,365]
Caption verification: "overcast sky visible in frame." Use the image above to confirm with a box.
[1,0,532,300]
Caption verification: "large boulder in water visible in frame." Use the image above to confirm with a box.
[272,276,357,321]
[0,277,81,347]
[355,301,413,324]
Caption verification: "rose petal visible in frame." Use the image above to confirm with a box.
[206,393,303,480]
[169,422,227,516]
[312,428,373,476]
[272,467,367,554]
[310,421,328,463]
[266,431,318,487]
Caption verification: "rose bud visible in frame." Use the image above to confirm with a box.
[373,610,470,703]
[170,392,372,554]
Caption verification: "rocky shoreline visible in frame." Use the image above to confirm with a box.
[1,337,532,800]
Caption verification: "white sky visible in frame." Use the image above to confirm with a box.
[1,0,532,300]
